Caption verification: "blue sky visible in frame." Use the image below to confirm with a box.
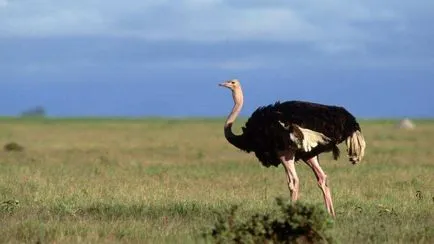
[0,0,433,118]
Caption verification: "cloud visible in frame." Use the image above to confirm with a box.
[0,1,314,40]
[0,0,7,7]
[0,0,432,75]
[0,0,418,47]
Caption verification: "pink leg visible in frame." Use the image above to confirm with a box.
[304,156,335,217]
[280,151,299,202]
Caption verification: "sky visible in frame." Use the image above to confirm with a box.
[0,0,433,118]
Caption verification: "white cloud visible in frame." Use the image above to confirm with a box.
[0,0,431,56]
[0,1,405,38]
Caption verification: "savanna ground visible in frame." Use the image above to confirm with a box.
[0,118,433,243]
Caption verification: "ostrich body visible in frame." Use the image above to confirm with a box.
[219,79,366,216]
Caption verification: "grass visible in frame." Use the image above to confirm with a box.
[1,118,433,243]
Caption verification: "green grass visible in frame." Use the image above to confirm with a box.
[1,118,433,243]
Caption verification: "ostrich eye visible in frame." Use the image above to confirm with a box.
[231,81,235,84]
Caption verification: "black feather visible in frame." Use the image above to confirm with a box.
[239,100,361,167]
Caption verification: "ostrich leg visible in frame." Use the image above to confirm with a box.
[280,151,299,202]
[304,156,335,217]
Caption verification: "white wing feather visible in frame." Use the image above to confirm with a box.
[295,127,331,152]
[279,121,331,152]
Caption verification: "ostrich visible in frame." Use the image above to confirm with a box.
[219,79,366,216]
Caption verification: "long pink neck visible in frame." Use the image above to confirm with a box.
[224,88,246,150]
[225,88,243,127]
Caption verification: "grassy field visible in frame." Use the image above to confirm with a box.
[1,118,433,243]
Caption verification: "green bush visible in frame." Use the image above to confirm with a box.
[3,142,25,152]
[203,198,334,244]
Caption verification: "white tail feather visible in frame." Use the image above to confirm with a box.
[346,130,366,164]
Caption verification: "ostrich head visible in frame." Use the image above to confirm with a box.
[218,79,243,105]
[218,79,241,91]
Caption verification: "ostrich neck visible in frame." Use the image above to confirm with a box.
[224,88,245,149]
[224,88,243,129]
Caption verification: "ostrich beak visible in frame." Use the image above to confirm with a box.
[218,82,228,88]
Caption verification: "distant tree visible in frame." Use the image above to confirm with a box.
[20,106,46,118]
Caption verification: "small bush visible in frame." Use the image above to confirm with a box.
[3,142,25,152]
[203,197,334,244]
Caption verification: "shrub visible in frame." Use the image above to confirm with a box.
[3,142,25,152]
[203,197,334,244]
